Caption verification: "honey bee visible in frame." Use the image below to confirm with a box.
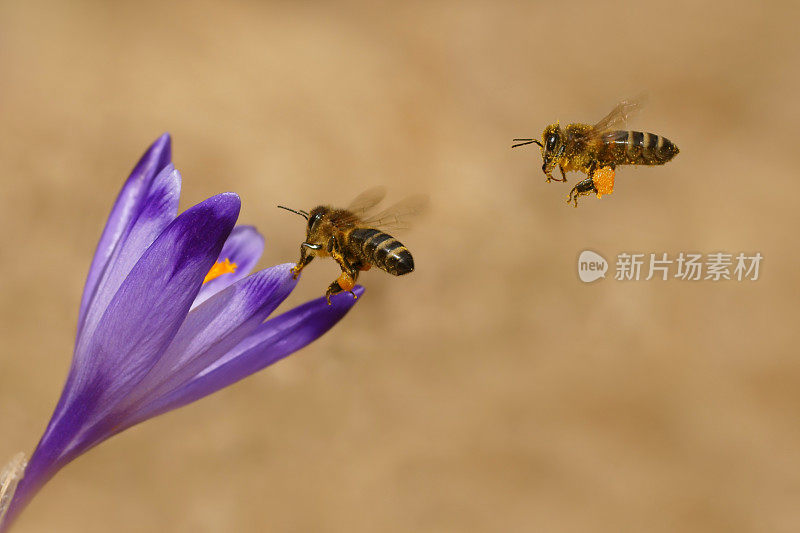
[513,98,679,206]
[278,188,426,304]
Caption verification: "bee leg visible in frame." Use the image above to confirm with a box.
[328,238,353,272]
[558,166,569,182]
[542,164,555,183]
[291,245,315,279]
[325,269,359,305]
[325,240,359,304]
[566,178,597,208]
[325,280,343,304]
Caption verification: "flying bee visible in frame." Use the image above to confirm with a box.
[513,98,679,207]
[278,188,426,304]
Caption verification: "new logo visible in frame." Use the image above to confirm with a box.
[578,250,608,282]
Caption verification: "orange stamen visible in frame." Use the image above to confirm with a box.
[203,258,238,284]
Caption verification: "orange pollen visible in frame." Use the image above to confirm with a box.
[203,258,238,284]
[592,167,616,198]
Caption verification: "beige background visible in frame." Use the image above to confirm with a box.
[1,1,798,531]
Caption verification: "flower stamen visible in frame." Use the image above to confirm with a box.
[203,258,237,284]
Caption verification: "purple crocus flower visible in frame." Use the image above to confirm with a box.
[0,134,362,531]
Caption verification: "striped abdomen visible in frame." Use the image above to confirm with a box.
[349,228,414,276]
[601,130,679,166]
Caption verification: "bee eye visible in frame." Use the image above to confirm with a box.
[546,134,557,151]
[308,212,323,229]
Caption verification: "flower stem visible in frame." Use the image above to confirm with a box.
[0,453,26,532]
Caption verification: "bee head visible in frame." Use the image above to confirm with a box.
[277,204,334,254]
[540,122,564,173]
[305,206,327,236]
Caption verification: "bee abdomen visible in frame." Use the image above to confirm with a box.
[606,130,679,165]
[350,228,414,276]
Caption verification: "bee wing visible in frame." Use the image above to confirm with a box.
[347,186,387,216]
[591,96,647,134]
[362,194,429,231]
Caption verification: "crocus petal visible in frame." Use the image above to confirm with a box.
[77,133,171,332]
[76,164,181,347]
[192,225,266,308]
[127,287,364,420]
[32,193,241,466]
[112,264,297,429]
[7,193,241,524]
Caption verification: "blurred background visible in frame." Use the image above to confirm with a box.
[1,1,798,531]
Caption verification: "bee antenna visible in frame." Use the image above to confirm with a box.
[277,205,309,220]
[512,139,543,148]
